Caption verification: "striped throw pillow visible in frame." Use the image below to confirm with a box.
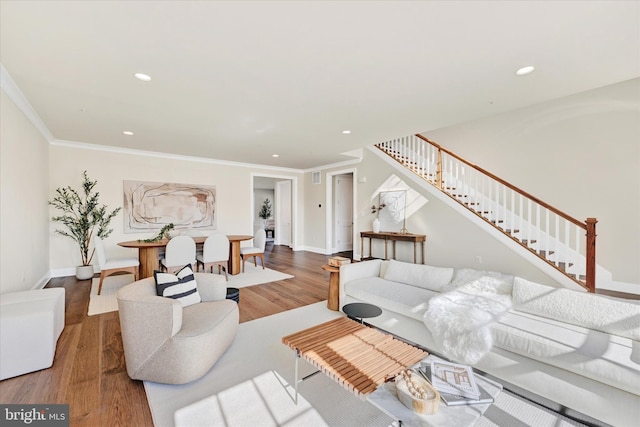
[154,264,201,307]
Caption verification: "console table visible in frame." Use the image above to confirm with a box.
[360,231,426,264]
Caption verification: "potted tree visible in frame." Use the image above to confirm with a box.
[49,171,121,280]
[258,198,272,229]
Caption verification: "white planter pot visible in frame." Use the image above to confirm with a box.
[372,218,381,233]
[76,265,94,280]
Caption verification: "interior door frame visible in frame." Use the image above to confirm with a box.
[250,173,298,250]
[325,168,357,255]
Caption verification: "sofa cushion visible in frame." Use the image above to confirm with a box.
[383,259,454,292]
[512,277,640,341]
[345,277,437,321]
[155,264,202,307]
[492,310,640,395]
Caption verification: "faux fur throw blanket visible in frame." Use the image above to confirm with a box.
[423,275,513,365]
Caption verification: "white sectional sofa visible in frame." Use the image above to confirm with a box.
[339,259,640,427]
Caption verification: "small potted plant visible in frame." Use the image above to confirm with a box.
[49,171,121,280]
[258,198,272,229]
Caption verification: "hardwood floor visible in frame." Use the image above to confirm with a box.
[0,245,334,426]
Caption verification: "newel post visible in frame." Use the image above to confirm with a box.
[585,218,597,293]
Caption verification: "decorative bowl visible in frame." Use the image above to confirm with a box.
[395,369,440,415]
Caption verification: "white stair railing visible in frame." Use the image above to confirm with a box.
[376,134,598,292]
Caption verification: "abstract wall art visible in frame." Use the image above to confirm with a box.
[123,180,216,233]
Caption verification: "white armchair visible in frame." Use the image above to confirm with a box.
[116,273,238,384]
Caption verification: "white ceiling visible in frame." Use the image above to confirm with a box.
[1,1,638,170]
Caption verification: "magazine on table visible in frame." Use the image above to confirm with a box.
[426,359,481,400]
[419,363,494,406]
[438,384,494,406]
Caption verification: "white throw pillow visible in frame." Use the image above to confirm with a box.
[383,259,453,292]
[512,277,640,341]
[154,264,202,307]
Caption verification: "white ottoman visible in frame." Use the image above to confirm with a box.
[0,288,65,380]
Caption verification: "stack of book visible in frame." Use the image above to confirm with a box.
[420,359,494,406]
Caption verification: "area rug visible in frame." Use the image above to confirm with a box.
[226,264,293,289]
[87,266,293,316]
[144,302,588,427]
[144,302,393,427]
[87,274,136,316]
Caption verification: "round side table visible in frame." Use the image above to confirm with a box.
[342,302,382,323]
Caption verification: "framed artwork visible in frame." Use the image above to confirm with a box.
[123,180,216,233]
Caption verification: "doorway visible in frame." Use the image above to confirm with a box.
[252,174,296,249]
[326,169,356,256]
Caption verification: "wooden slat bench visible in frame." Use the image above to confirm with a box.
[282,317,428,400]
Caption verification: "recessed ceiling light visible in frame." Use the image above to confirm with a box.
[342,130,352,134]
[123,131,134,136]
[272,154,279,158]
[515,66,535,76]
[134,73,151,82]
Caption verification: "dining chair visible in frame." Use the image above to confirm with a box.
[95,237,139,295]
[196,233,230,280]
[240,229,266,272]
[160,235,196,273]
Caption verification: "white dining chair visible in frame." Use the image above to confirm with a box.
[95,238,139,295]
[240,229,266,272]
[196,234,230,280]
[160,235,196,274]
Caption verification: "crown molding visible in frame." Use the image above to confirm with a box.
[0,64,55,143]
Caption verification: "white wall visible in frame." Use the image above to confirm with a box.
[425,78,640,285]
[48,144,303,275]
[302,171,329,252]
[1,90,50,293]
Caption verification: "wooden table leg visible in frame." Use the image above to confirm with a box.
[138,247,161,278]
[228,241,242,275]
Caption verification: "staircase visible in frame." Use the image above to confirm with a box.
[376,134,605,292]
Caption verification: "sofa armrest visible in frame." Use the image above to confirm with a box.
[339,259,383,308]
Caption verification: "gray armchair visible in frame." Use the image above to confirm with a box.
[116,273,238,384]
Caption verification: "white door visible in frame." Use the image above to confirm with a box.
[334,174,353,252]
[276,180,292,246]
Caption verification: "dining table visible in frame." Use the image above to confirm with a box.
[118,234,254,279]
